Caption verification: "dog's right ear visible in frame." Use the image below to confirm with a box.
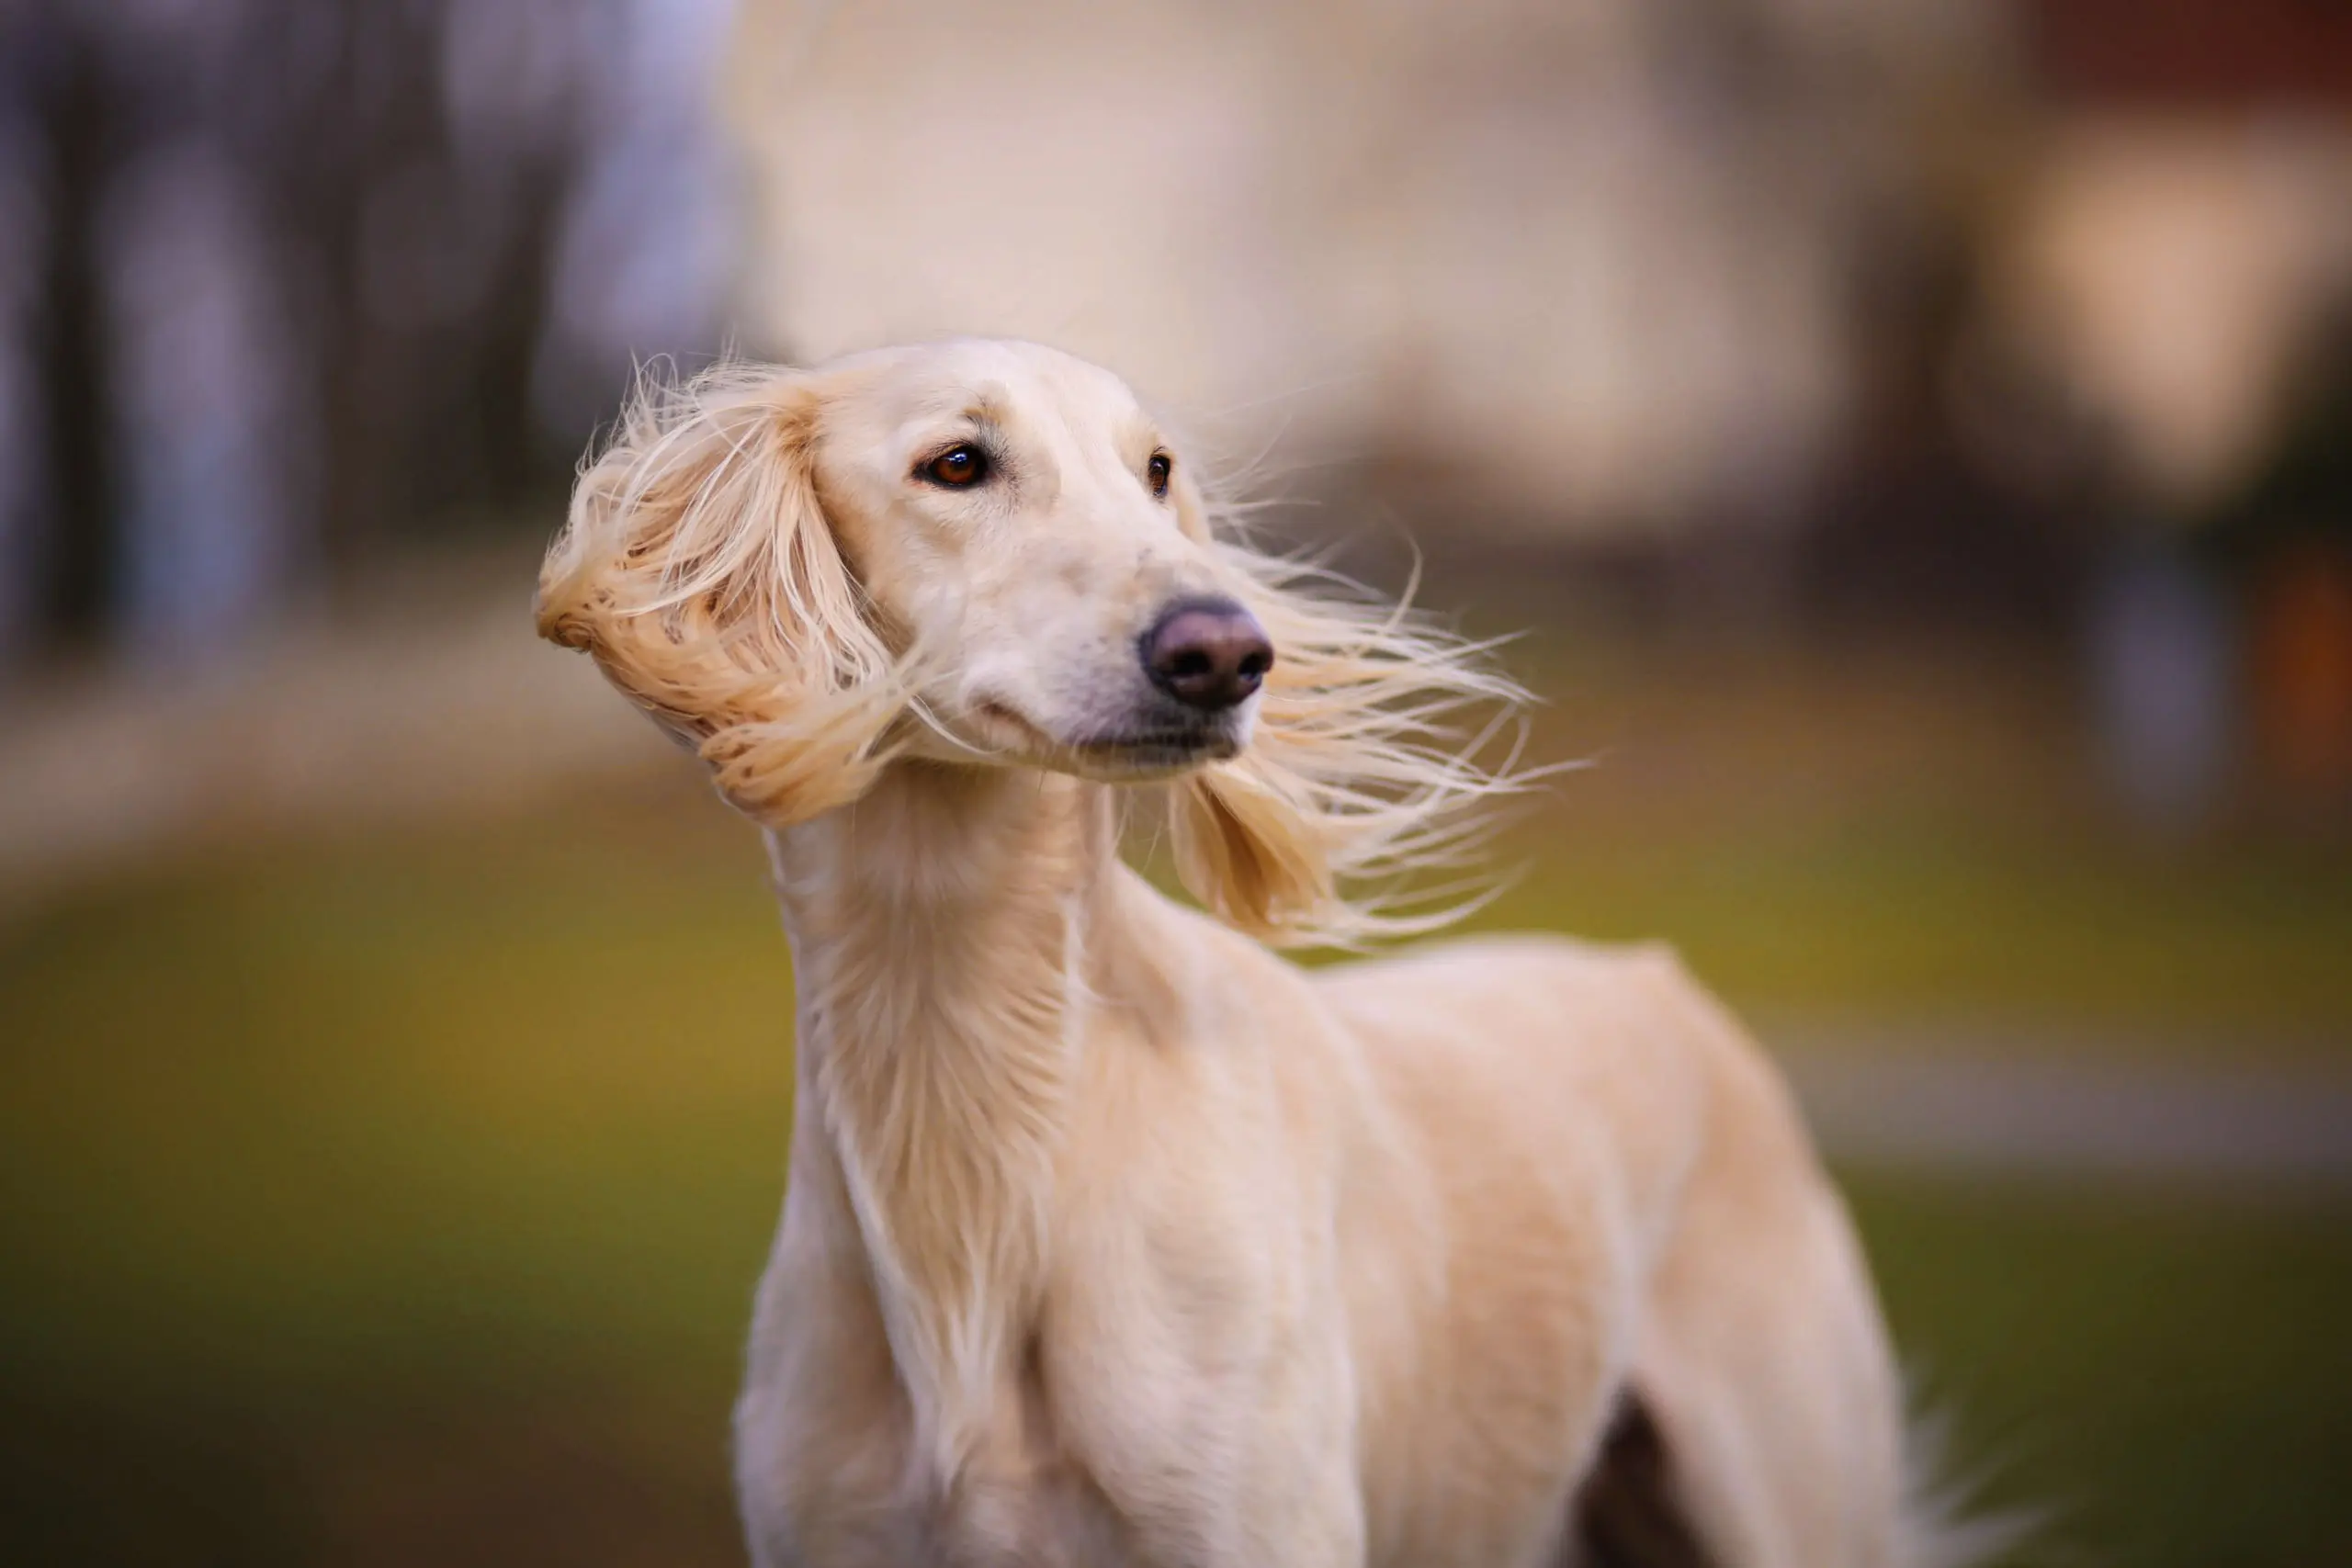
[536,364,903,827]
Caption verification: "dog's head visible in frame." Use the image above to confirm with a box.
[538,339,1526,942]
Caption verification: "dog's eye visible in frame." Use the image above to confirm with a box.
[923,445,989,488]
[1147,452,1172,499]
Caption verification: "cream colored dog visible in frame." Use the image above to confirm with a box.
[537,339,1933,1567]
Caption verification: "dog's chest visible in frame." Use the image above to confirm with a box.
[923,1451,1126,1568]
[738,1326,1130,1568]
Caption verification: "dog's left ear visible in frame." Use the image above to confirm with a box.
[536,364,902,827]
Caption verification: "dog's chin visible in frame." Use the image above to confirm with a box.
[958,698,1246,782]
[1062,690,1258,780]
[1067,728,1243,783]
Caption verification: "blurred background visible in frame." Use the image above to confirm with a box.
[3,0,2349,1562]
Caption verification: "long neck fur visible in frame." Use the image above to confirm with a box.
[764,763,1121,1471]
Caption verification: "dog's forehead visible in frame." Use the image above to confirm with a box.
[842,339,1149,445]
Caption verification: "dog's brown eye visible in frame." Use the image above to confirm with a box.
[1148,452,1172,498]
[925,445,989,488]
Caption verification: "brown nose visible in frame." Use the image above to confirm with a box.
[1142,597,1274,711]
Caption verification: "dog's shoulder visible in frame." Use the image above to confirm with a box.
[1310,932,1763,1189]
[1312,930,1703,1024]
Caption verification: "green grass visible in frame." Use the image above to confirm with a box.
[1485,803,2352,1043]
[1854,1177,2352,1567]
[1483,632,2352,1043]
[3,784,2348,1563]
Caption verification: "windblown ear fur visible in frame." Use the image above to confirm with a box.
[1167,543,1536,948]
[536,362,903,827]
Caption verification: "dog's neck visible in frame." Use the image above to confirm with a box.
[763,762,1122,1469]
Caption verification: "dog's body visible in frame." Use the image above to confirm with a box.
[538,340,1919,1567]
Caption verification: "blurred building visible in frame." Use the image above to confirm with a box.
[725,0,2009,542]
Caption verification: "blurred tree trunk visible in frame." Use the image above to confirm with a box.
[34,19,117,649]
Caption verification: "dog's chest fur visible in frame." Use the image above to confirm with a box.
[735,1119,1214,1568]
[739,788,1177,1563]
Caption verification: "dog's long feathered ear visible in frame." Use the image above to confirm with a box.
[1166,544,1536,948]
[536,362,903,827]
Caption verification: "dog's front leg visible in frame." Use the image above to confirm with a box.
[1262,1457,1369,1568]
[1171,1336,1366,1568]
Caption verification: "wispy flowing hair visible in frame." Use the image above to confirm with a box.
[1167,537,1539,947]
[536,356,1541,948]
[536,360,912,826]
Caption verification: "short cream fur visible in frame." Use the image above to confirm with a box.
[537,339,1942,1567]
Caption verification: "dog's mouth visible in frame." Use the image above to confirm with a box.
[970,699,1240,778]
[1071,726,1242,774]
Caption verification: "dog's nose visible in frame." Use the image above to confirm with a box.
[1142,598,1273,711]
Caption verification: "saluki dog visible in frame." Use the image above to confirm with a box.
[537,339,1939,1567]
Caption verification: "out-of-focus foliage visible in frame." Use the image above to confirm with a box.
[0,0,733,664]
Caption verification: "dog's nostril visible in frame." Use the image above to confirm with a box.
[1143,597,1275,713]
